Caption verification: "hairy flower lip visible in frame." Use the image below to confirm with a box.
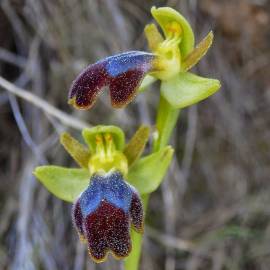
[68,51,156,110]
[72,171,144,263]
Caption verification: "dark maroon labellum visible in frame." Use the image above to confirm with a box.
[72,171,144,263]
[68,51,155,109]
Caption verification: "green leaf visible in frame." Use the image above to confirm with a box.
[127,146,174,195]
[161,72,221,109]
[151,6,195,58]
[82,125,125,153]
[33,166,90,202]
[60,132,90,168]
[124,125,150,167]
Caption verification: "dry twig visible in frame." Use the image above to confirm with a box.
[0,76,90,130]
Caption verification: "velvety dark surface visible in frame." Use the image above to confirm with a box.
[69,51,155,109]
[84,200,131,262]
[72,172,143,262]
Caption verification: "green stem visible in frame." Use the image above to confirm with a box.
[124,95,180,270]
[153,95,180,152]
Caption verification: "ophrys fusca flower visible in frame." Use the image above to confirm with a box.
[34,125,173,262]
[73,171,143,262]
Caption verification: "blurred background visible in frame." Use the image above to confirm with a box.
[0,0,270,269]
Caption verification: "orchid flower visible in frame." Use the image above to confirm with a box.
[68,7,220,111]
[34,125,173,262]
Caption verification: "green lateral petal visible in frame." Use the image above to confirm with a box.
[161,72,221,109]
[182,31,214,71]
[60,132,90,168]
[127,146,174,195]
[124,125,150,167]
[33,166,90,202]
[82,125,125,153]
[151,6,195,58]
[144,23,164,51]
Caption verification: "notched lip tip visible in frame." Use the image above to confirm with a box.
[88,244,132,263]
[111,248,132,261]
[89,249,131,264]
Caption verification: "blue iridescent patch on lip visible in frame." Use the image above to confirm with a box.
[105,51,155,77]
[79,171,135,217]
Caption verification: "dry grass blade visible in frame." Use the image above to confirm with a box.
[0,76,90,130]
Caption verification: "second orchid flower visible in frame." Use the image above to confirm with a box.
[34,125,173,262]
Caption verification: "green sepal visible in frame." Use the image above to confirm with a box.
[151,6,195,58]
[82,125,125,153]
[60,132,90,168]
[161,72,221,109]
[127,146,174,195]
[33,166,90,202]
[124,125,150,167]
